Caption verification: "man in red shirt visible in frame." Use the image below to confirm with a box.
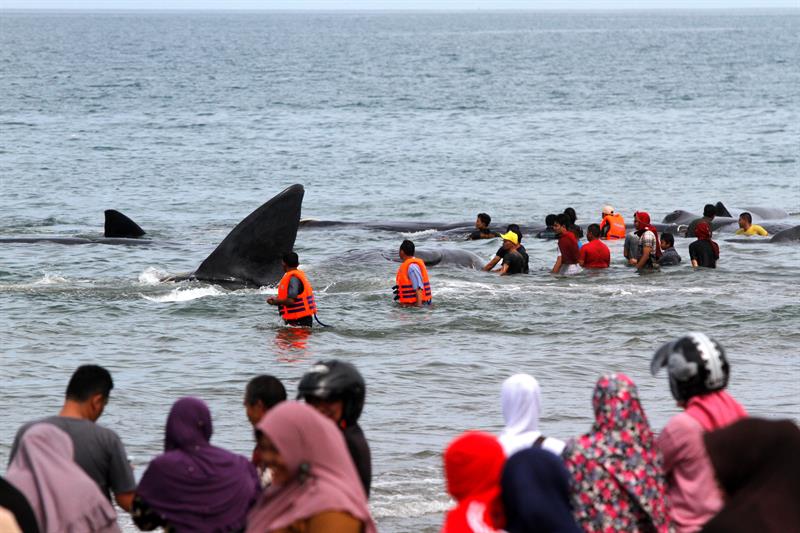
[579,224,611,269]
[551,213,581,275]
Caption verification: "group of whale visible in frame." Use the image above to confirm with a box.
[2,184,798,288]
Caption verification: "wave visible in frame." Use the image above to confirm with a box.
[141,286,226,303]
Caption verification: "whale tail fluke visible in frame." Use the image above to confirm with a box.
[104,210,146,238]
[192,184,305,287]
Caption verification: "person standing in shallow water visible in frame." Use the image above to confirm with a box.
[562,373,672,533]
[689,222,719,268]
[578,224,611,269]
[735,212,769,236]
[650,333,747,533]
[468,212,499,240]
[267,252,316,327]
[685,204,716,238]
[394,239,431,306]
[629,211,662,271]
[551,214,580,275]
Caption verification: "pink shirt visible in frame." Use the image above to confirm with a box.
[657,412,722,533]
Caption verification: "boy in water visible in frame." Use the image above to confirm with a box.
[658,233,682,266]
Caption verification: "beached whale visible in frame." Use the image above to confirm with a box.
[162,184,304,288]
[0,209,152,245]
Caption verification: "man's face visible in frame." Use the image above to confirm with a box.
[634,216,643,231]
[738,216,747,229]
[89,394,108,422]
[553,222,564,235]
[305,396,344,424]
[475,217,486,231]
[660,239,670,250]
[502,239,515,250]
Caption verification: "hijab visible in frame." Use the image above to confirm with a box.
[5,424,120,533]
[634,211,662,258]
[563,373,671,533]
[136,397,260,533]
[694,222,720,259]
[442,431,505,533]
[499,374,564,457]
[501,447,581,533]
[702,418,800,533]
[245,401,375,533]
[684,390,747,432]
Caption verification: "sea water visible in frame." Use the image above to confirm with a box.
[1,10,798,531]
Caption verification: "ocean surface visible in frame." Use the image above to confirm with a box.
[1,9,798,532]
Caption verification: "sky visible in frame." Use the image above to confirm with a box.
[1,0,798,9]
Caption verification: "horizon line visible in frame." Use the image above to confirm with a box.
[2,5,799,10]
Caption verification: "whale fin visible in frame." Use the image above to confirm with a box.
[192,184,304,287]
[714,202,732,218]
[104,209,146,238]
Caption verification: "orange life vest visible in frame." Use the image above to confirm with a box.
[600,212,626,240]
[277,269,316,320]
[395,257,432,305]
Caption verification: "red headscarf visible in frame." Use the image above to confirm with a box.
[635,211,662,258]
[442,431,505,533]
[694,222,720,259]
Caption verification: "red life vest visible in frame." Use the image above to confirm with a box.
[600,212,626,240]
[395,257,432,305]
[277,269,316,320]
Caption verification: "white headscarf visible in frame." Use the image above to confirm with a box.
[499,374,565,457]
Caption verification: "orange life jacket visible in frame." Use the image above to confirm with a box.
[277,269,316,320]
[600,212,626,240]
[395,257,432,305]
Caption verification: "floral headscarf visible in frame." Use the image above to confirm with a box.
[563,373,671,533]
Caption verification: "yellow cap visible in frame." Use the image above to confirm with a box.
[498,231,519,245]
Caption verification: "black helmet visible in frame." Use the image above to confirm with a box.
[650,332,730,402]
[297,360,366,426]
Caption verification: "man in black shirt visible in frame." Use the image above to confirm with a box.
[467,212,499,240]
[483,224,529,274]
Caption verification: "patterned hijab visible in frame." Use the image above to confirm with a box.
[563,373,671,533]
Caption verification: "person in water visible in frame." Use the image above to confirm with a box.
[393,239,432,306]
[578,224,610,269]
[246,402,376,533]
[685,204,716,238]
[468,212,499,240]
[297,360,372,497]
[599,205,626,240]
[657,232,682,266]
[689,222,719,268]
[133,397,260,533]
[536,214,558,239]
[441,431,506,533]
[650,333,747,533]
[629,211,661,271]
[483,225,529,274]
[267,252,316,327]
[551,214,581,275]
[8,365,135,513]
[564,207,584,247]
[497,231,525,276]
[735,212,769,236]
[244,375,288,486]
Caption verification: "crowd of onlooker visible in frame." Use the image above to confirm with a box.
[1,333,798,533]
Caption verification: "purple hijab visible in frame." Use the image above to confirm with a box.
[136,397,260,533]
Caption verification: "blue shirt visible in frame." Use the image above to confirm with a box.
[407,263,423,290]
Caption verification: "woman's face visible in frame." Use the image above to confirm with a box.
[256,433,290,486]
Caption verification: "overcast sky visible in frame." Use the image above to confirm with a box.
[1,0,798,9]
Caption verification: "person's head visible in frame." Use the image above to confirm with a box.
[601,205,614,218]
[244,375,287,426]
[591,373,647,432]
[738,212,752,229]
[553,214,570,235]
[634,211,651,231]
[282,252,299,271]
[586,224,601,241]
[443,431,505,504]
[498,231,519,250]
[501,374,541,433]
[570,225,584,239]
[399,239,415,260]
[650,332,730,406]
[65,365,113,421]
[506,224,523,244]
[476,213,491,230]
[545,214,556,228]
[660,232,675,249]
[297,360,366,427]
[563,207,577,225]
[703,204,716,219]
[165,397,213,451]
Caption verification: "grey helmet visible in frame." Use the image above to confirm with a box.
[297,360,366,426]
[651,332,730,402]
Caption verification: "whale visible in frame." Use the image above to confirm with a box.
[162,184,304,288]
[0,209,152,245]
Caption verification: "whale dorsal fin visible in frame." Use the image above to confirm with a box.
[104,210,146,238]
[715,202,732,218]
[193,184,304,287]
